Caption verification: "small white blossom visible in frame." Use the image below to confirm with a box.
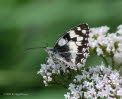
[64,92,71,99]
[96,47,103,56]
[114,52,122,65]
[117,25,122,35]
[117,88,122,96]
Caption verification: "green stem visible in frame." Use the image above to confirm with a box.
[52,74,68,89]
[101,55,109,66]
[111,53,115,69]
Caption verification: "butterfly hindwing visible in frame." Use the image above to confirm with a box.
[48,24,89,68]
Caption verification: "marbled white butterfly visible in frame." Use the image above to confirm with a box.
[45,24,89,69]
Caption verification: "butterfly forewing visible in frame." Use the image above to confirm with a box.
[49,24,89,68]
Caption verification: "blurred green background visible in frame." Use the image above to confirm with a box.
[0,0,122,99]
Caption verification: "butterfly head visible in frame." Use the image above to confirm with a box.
[45,47,53,54]
[45,47,56,58]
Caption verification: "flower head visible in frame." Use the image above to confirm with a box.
[65,65,122,99]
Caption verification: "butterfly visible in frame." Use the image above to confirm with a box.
[45,24,89,69]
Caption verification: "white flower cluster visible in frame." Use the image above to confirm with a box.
[89,25,122,65]
[64,64,122,99]
[116,25,122,35]
[37,57,68,86]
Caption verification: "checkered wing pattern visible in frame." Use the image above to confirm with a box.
[49,24,89,67]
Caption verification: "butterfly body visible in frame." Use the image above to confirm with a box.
[45,24,89,69]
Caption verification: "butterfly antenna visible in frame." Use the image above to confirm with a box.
[25,43,48,51]
[26,46,46,50]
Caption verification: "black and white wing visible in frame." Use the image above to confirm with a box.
[47,24,89,68]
